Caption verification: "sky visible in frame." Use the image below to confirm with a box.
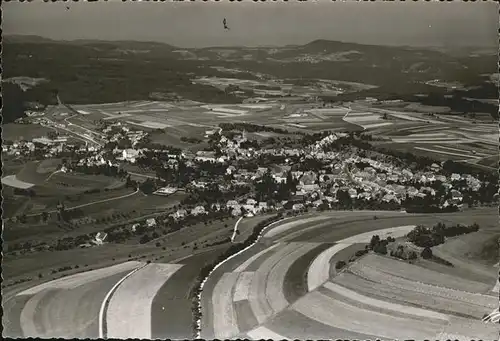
[4,0,499,49]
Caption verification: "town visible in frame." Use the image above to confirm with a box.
[2,1,499,340]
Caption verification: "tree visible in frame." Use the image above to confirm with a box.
[335,260,346,270]
[47,131,58,140]
[139,234,151,244]
[374,243,388,255]
[41,211,49,222]
[421,247,433,259]
[369,235,381,250]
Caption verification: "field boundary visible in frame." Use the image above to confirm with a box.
[98,263,146,338]
[196,215,287,337]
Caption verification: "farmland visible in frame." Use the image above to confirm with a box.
[201,208,499,340]
[3,206,497,339]
[2,28,499,341]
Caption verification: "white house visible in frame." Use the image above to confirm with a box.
[231,206,242,217]
[242,204,257,214]
[348,188,358,199]
[131,223,140,232]
[191,206,206,216]
[122,148,140,163]
[292,203,305,211]
[246,198,257,206]
[94,232,108,245]
[226,200,239,208]
[450,190,463,201]
[146,218,157,227]
[172,209,187,220]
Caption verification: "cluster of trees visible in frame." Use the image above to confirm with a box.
[369,235,394,255]
[255,170,298,202]
[70,164,127,178]
[334,190,402,211]
[390,245,418,261]
[106,209,233,245]
[335,248,370,271]
[406,222,480,248]
[3,276,33,289]
[404,204,459,213]
[57,207,86,223]
[219,123,291,135]
[139,178,157,195]
[180,136,203,144]
[13,188,37,197]
[190,213,282,336]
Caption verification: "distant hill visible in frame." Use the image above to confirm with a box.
[2,35,496,116]
[3,35,56,44]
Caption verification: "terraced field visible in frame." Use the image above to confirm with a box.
[5,208,497,340]
[201,208,499,340]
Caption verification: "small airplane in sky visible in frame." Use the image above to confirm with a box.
[223,18,230,31]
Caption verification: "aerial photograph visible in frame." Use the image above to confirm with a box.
[2,0,499,339]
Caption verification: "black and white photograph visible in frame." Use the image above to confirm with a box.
[2,0,499,339]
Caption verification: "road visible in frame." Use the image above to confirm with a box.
[27,189,140,217]
[231,217,244,242]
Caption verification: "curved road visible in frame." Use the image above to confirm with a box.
[27,189,139,217]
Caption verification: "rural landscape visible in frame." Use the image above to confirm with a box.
[2,1,499,340]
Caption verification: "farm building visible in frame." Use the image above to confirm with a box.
[292,203,305,211]
[231,207,242,217]
[171,209,187,220]
[94,232,108,245]
[226,200,239,208]
[154,187,177,196]
[191,206,206,216]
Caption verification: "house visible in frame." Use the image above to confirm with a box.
[246,198,257,206]
[242,204,257,214]
[154,187,177,196]
[256,167,268,175]
[348,188,358,199]
[146,218,157,227]
[226,200,239,208]
[231,206,242,217]
[131,223,140,232]
[172,209,187,220]
[312,199,324,208]
[299,172,317,185]
[94,232,108,245]
[450,173,461,181]
[258,202,268,211]
[292,203,305,211]
[382,194,398,203]
[450,190,463,201]
[272,175,287,184]
[122,149,140,163]
[430,163,441,172]
[191,206,206,216]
